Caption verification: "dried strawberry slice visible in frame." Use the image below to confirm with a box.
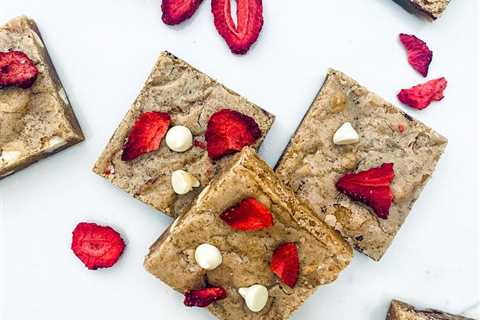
[71,222,126,270]
[205,109,261,160]
[211,0,264,54]
[399,34,433,77]
[271,243,300,288]
[0,51,38,89]
[184,287,227,307]
[161,0,203,25]
[121,112,171,161]
[397,78,447,110]
[220,198,273,231]
[336,163,395,219]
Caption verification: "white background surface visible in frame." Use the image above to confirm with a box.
[0,1,479,319]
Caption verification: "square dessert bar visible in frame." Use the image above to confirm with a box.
[93,52,274,218]
[394,0,450,20]
[0,16,84,179]
[387,300,475,320]
[275,69,447,261]
[144,148,352,319]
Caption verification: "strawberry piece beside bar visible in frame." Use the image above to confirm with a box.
[161,0,203,25]
[398,77,448,110]
[211,0,264,54]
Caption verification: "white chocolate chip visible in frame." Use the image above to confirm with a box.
[238,285,269,312]
[194,243,222,270]
[166,126,193,152]
[44,136,67,153]
[171,170,200,195]
[324,214,337,227]
[333,122,359,145]
[0,150,21,165]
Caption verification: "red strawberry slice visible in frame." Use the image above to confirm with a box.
[220,198,273,231]
[205,109,261,160]
[399,34,433,77]
[397,78,447,110]
[271,243,300,288]
[71,222,126,270]
[184,287,227,307]
[211,0,264,54]
[121,112,171,161]
[0,51,38,89]
[161,0,203,25]
[336,163,395,219]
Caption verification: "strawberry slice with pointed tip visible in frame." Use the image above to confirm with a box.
[220,198,273,231]
[184,287,227,307]
[397,78,447,110]
[399,34,433,77]
[336,163,395,219]
[205,109,261,160]
[271,242,300,288]
[161,0,203,25]
[71,222,126,270]
[0,51,38,89]
[121,112,171,161]
[211,0,264,54]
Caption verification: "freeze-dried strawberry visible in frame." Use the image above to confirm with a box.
[211,0,264,54]
[220,198,273,231]
[271,243,299,288]
[71,222,125,270]
[397,78,447,110]
[0,51,38,89]
[184,287,227,307]
[121,112,171,161]
[399,34,433,77]
[193,139,207,150]
[205,109,261,160]
[161,0,203,25]
[336,163,395,219]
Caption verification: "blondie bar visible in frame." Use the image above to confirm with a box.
[144,148,352,319]
[394,0,451,20]
[0,16,84,179]
[93,52,274,217]
[387,300,475,320]
[275,69,447,261]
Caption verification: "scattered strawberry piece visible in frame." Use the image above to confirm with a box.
[220,198,273,231]
[121,112,171,161]
[71,222,125,270]
[397,78,447,110]
[399,34,433,77]
[161,0,203,25]
[271,243,300,288]
[0,51,38,89]
[184,287,227,307]
[398,124,406,134]
[336,163,395,219]
[211,0,264,54]
[205,109,261,159]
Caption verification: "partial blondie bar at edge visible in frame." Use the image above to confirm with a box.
[0,16,84,179]
[394,0,451,20]
[387,300,475,320]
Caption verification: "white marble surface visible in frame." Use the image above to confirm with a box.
[0,1,478,319]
